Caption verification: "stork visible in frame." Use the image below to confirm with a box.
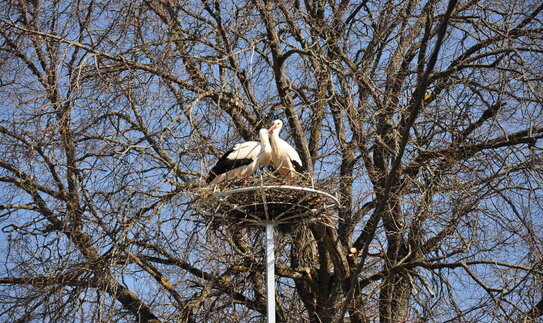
[206,129,272,185]
[267,120,303,179]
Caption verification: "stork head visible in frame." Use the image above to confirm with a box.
[267,119,283,133]
[258,128,269,139]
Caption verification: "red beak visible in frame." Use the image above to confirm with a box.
[267,124,277,132]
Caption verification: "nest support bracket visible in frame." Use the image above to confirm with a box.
[194,181,340,323]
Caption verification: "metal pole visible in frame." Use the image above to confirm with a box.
[265,222,276,323]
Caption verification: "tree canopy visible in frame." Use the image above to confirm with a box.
[1,0,542,322]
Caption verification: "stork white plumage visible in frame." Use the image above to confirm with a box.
[267,120,303,179]
[207,129,272,185]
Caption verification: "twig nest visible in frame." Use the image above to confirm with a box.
[194,173,339,229]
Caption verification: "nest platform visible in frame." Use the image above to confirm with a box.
[194,174,339,227]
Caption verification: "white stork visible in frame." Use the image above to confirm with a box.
[207,129,272,185]
[267,120,303,179]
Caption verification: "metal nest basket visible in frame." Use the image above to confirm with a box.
[194,173,340,229]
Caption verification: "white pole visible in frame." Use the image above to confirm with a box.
[265,222,276,323]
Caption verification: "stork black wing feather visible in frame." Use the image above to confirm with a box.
[292,159,304,173]
[206,149,254,183]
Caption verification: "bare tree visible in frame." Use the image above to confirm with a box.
[1,0,542,322]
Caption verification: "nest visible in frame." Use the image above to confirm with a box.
[194,173,340,229]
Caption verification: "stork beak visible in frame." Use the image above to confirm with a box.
[267,124,277,132]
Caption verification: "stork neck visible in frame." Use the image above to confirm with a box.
[261,134,271,146]
[270,131,281,149]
